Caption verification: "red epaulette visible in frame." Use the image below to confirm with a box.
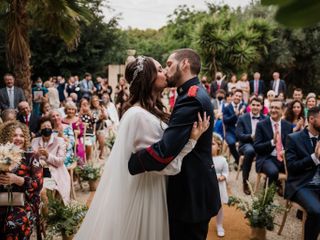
[187,86,199,97]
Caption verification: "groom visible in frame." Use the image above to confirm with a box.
[128,49,221,240]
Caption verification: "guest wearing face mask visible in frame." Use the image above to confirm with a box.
[31,117,70,205]
[32,77,48,117]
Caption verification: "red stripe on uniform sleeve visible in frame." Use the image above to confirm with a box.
[146,146,174,164]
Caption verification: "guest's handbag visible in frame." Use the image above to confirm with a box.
[0,192,25,206]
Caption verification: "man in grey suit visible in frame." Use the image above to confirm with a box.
[0,73,25,111]
[79,72,96,99]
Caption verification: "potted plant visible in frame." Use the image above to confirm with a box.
[46,197,87,240]
[228,182,282,240]
[76,164,101,191]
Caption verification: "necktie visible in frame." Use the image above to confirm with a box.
[217,82,221,90]
[255,80,258,95]
[252,116,260,120]
[25,116,29,126]
[311,137,317,152]
[9,89,14,108]
[274,123,283,161]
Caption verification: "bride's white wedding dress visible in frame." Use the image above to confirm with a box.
[75,106,195,240]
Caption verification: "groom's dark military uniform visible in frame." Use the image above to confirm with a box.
[129,77,221,240]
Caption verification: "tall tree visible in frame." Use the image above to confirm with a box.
[0,0,91,101]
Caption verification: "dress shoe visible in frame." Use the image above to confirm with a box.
[243,182,251,195]
[217,226,225,237]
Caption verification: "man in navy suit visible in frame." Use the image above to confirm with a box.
[270,72,286,97]
[254,98,292,193]
[223,89,245,166]
[285,106,320,240]
[249,72,265,96]
[128,49,220,240]
[210,72,228,99]
[236,97,266,194]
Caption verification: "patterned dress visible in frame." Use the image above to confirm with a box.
[53,125,75,167]
[0,152,43,240]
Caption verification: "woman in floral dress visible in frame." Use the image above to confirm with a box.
[0,121,43,240]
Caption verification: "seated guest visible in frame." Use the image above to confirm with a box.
[285,106,320,240]
[246,95,269,116]
[0,121,43,239]
[284,100,305,132]
[17,101,40,138]
[49,110,75,167]
[236,97,266,195]
[223,89,246,166]
[211,89,226,113]
[292,88,303,102]
[264,90,276,112]
[31,117,70,205]
[40,100,51,117]
[1,108,17,122]
[212,89,226,139]
[254,99,292,194]
[305,93,317,118]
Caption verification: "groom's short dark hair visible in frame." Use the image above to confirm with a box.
[172,48,201,75]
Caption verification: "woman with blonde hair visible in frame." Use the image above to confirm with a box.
[0,121,43,239]
[63,101,85,164]
[236,73,250,103]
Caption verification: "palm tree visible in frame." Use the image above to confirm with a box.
[0,0,91,101]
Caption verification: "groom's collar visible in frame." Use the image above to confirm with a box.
[177,77,199,96]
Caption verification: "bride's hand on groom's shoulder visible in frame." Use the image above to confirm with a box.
[190,112,210,141]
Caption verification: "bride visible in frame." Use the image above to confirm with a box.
[75,56,209,240]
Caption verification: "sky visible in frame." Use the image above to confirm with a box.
[103,0,252,29]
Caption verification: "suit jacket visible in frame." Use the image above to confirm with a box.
[128,77,221,223]
[31,135,70,204]
[210,80,228,98]
[270,79,286,96]
[79,79,94,98]
[0,87,25,111]
[17,113,40,135]
[236,113,266,148]
[223,102,245,145]
[285,128,319,199]
[249,79,265,96]
[254,118,292,172]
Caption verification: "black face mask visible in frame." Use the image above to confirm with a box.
[217,96,224,101]
[216,76,221,80]
[41,128,52,137]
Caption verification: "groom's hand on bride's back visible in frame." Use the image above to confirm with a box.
[190,112,210,141]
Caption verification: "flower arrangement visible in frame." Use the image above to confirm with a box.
[75,164,101,181]
[228,182,282,231]
[0,143,23,172]
[46,197,87,238]
[105,129,116,149]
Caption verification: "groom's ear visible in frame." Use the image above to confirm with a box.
[181,58,190,72]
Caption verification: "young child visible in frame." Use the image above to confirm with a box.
[212,133,229,237]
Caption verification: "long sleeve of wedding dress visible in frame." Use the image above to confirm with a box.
[76,106,194,240]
